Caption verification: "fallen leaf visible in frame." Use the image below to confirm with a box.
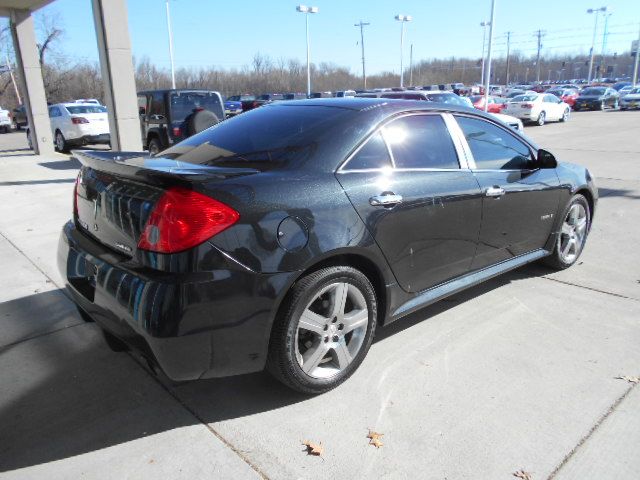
[370,437,384,448]
[302,440,324,457]
[367,430,384,448]
[513,470,532,480]
[615,376,640,384]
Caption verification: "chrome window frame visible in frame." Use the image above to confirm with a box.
[337,112,470,174]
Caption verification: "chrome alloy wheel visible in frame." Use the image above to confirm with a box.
[295,282,369,379]
[558,203,588,264]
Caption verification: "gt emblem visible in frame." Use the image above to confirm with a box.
[541,214,554,221]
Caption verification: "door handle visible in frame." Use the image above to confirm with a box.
[485,186,506,197]
[369,192,403,207]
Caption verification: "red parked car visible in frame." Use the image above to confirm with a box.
[547,88,579,108]
[470,95,507,113]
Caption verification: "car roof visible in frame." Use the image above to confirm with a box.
[265,97,483,117]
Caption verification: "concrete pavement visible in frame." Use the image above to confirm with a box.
[0,111,638,479]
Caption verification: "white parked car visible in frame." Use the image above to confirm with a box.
[74,98,101,105]
[619,87,640,110]
[27,102,110,152]
[503,93,571,126]
[0,106,11,133]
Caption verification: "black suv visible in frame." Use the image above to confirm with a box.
[137,89,225,154]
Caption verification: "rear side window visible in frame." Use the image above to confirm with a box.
[346,132,392,170]
[455,116,532,170]
[382,115,459,169]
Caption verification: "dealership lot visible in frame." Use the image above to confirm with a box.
[0,111,639,479]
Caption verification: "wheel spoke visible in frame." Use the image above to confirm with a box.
[561,238,572,256]
[301,342,328,374]
[575,217,587,235]
[333,342,352,369]
[299,309,327,335]
[342,309,368,334]
[561,222,572,235]
[330,283,349,320]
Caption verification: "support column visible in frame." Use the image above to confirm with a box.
[9,9,54,155]
[92,0,142,152]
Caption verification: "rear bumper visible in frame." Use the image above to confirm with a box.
[57,221,297,381]
[68,134,111,146]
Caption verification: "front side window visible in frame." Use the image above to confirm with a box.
[455,116,533,170]
[382,115,459,169]
[345,131,393,170]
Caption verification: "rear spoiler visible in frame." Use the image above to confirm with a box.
[72,150,258,186]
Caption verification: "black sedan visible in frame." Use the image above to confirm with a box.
[58,99,597,394]
[573,87,619,111]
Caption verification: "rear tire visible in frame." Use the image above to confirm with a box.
[147,137,162,156]
[536,111,546,126]
[267,266,377,394]
[542,194,591,270]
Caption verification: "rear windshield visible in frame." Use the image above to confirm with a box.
[425,93,467,106]
[65,105,107,114]
[510,94,538,102]
[170,93,222,122]
[581,88,606,95]
[161,105,353,169]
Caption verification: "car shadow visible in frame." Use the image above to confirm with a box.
[0,263,550,472]
[37,158,81,170]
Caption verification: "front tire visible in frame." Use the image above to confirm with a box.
[55,130,68,153]
[560,108,570,122]
[543,194,591,270]
[267,266,377,394]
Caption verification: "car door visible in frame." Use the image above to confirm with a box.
[606,88,618,107]
[336,113,483,293]
[542,94,561,120]
[453,114,562,270]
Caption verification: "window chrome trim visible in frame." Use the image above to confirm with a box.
[442,113,472,170]
[337,112,465,173]
[449,112,538,173]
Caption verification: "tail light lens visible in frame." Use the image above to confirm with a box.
[522,103,533,108]
[137,187,239,254]
[72,117,90,124]
[172,127,182,137]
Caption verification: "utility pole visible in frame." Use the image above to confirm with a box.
[534,29,545,82]
[5,53,21,104]
[633,22,640,86]
[505,31,512,86]
[165,0,176,89]
[354,20,370,90]
[480,21,489,85]
[409,44,414,86]
[483,0,496,112]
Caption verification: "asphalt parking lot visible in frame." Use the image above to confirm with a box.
[0,110,639,479]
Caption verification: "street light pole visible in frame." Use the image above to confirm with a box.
[480,21,489,85]
[587,6,607,83]
[297,5,319,98]
[633,22,640,86]
[395,15,412,88]
[165,0,176,89]
[483,0,496,112]
[354,20,370,90]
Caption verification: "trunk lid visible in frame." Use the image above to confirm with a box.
[74,150,258,256]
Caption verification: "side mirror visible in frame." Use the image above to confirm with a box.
[537,149,557,169]
[139,107,146,116]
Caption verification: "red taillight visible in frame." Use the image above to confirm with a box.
[137,187,239,254]
[172,127,182,137]
[72,117,89,124]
